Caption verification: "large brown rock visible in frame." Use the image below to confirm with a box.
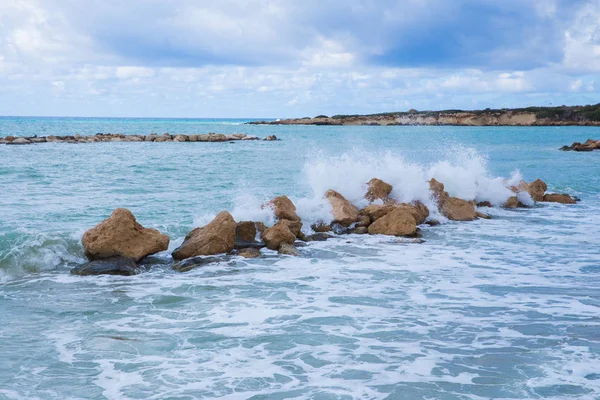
[325,190,359,226]
[429,178,446,200]
[82,208,170,262]
[361,204,396,221]
[279,219,303,238]
[542,193,577,204]
[503,196,519,208]
[236,221,258,243]
[262,221,296,250]
[367,209,417,236]
[528,179,547,201]
[267,195,300,221]
[172,211,236,260]
[365,178,393,202]
[441,197,477,221]
[396,201,429,225]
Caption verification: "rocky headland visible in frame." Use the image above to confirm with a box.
[560,139,600,152]
[1,133,278,145]
[72,177,580,276]
[248,104,600,126]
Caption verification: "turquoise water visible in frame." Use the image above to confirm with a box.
[1,117,600,399]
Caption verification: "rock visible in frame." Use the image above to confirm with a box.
[207,133,227,142]
[7,137,31,145]
[356,214,371,227]
[365,178,393,202]
[237,248,261,258]
[361,204,395,221]
[560,139,600,152]
[428,179,476,221]
[367,208,417,236]
[527,179,547,201]
[172,211,236,260]
[262,221,296,250]
[264,135,278,141]
[279,219,303,238]
[304,233,333,242]
[397,201,429,225]
[477,201,493,208]
[311,222,332,233]
[172,256,226,272]
[503,196,519,208]
[429,178,446,200]
[173,135,188,142]
[441,197,477,221]
[325,190,359,226]
[71,256,139,276]
[278,243,298,256]
[267,195,300,221]
[4,136,15,142]
[153,136,167,142]
[542,193,577,204]
[255,222,266,236]
[188,135,199,142]
[476,211,492,219]
[82,208,170,262]
[352,226,369,234]
[426,219,441,226]
[236,221,258,243]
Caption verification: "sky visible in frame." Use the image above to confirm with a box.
[0,0,599,118]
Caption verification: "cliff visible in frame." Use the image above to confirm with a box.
[248,104,600,126]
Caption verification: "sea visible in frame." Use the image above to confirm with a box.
[1,116,599,400]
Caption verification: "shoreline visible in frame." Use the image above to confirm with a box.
[1,133,278,145]
[248,104,600,126]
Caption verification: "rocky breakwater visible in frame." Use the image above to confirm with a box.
[1,133,279,145]
[71,177,580,276]
[560,139,600,152]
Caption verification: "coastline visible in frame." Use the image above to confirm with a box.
[248,104,600,126]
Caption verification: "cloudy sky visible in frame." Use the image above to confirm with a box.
[1,0,599,118]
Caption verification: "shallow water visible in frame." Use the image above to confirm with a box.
[1,117,600,399]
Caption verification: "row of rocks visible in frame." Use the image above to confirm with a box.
[1,133,278,145]
[560,139,600,152]
[72,177,579,276]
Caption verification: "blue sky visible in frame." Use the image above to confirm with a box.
[0,0,599,117]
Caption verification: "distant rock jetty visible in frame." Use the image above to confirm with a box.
[560,139,600,152]
[1,133,278,145]
[72,177,579,276]
[248,104,600,126]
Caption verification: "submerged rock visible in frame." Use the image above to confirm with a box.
[560,139,600,152]
[325,190,359,226]
[172,256,228,272]
[172,211,236,260]
[311,222,332,233]
[82,208,170,262]
[476,211,492,219]
[71,256,139,276]
[278,243,298,256]
[303,233,333,242]
[542,193,577,204]
[237,248,261,258]
[365,178,393,202]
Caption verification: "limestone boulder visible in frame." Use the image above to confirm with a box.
[325,190,359,226]
[82,208,170,262]
[361,204,395,221]
[368,208,417,236]
[267,195,300,221]
[172,211,236,260]
[528,179,547,201]
[429,178,446,200]
[396,201,429,225]
[173,135,188,142]
[503,196,519,208]
[542,193,577,204]
[236,221,258,243]
[279,219,303,238]
[365,178,393,202]
[441,197,477,221]
[262,221,296,250]
[311,222,332,233]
